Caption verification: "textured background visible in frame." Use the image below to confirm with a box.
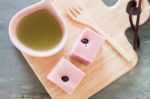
[0,0,150,99]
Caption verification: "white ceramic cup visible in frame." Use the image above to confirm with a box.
[9,0,67,57]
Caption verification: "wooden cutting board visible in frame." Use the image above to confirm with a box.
[22,0,150,99]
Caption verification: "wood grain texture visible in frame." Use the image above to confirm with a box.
[22,0,150,99]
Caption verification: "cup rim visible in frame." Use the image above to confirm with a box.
[9,0,67,57]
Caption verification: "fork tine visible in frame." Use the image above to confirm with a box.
[64,5,76,19]
[68,0,83,13]
[66,2,79,17]
[71,0,84,11]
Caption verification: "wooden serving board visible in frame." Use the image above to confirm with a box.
[22,0,150,99]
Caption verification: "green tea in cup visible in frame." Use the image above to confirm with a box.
[9,0,67,57]
[17,9,63,51]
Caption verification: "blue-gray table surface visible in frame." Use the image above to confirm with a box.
[0,0,150,99]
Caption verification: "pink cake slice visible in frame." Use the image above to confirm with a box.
[47,57,85,95]
[69,28,106,64]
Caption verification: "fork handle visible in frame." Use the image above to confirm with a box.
[79,12,132,61]
[93,26,132,61]
[77,10,132,61]
[103,33,132,61]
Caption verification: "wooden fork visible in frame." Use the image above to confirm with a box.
[64,0,132,61]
